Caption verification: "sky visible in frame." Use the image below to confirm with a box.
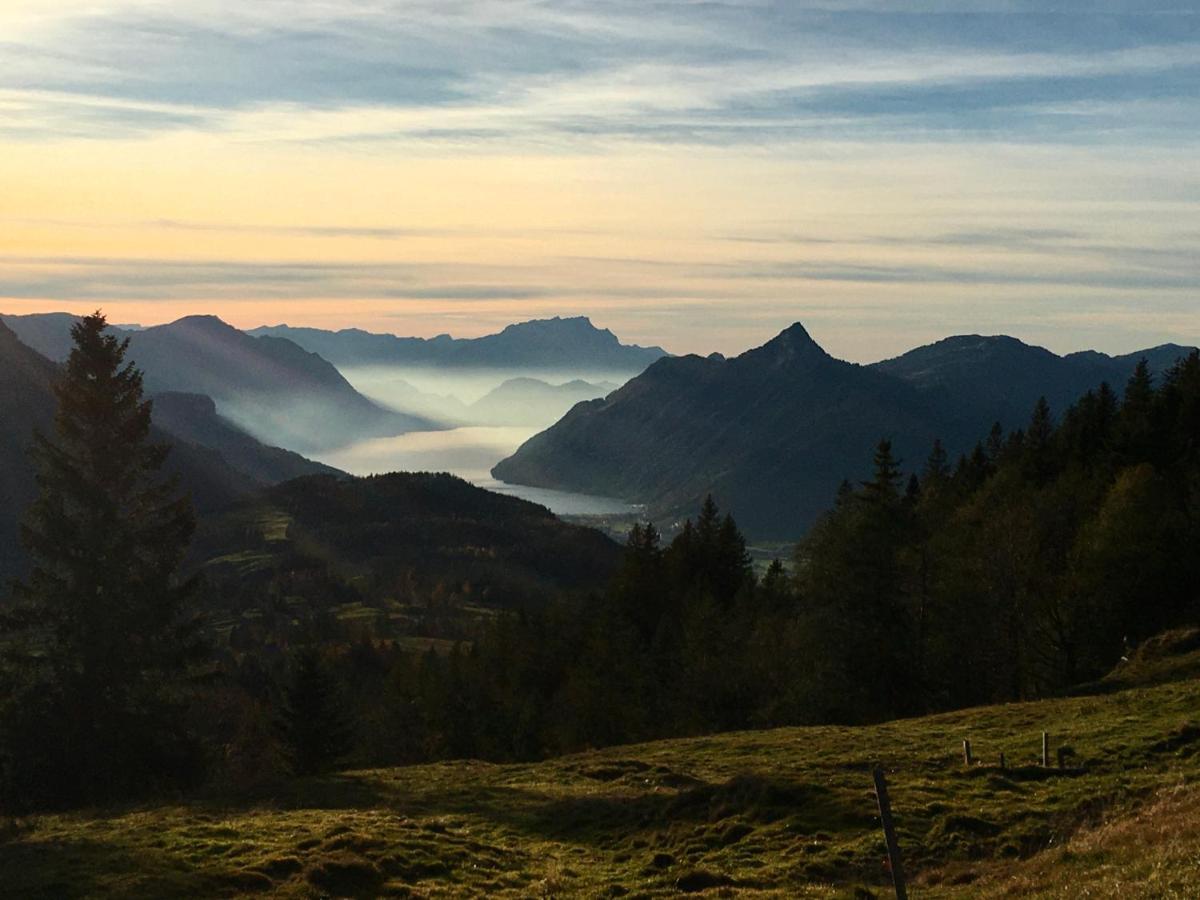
[1,0,1198,362]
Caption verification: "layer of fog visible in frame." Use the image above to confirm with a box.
[340,365,630,429]
[317,425,534,483]
[215,394,428,456]
[315,365,640,516]
[315,425,634,516]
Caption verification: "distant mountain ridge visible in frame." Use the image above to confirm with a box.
[248,316,668,371]
[1,313,432,453]
[494,324,1198,538]
[874,333,1196,433]
[467,377,617,426]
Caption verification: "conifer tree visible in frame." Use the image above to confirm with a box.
[0,312,203,810]
[614,522,666,640]
[985,422,1005,462]
[1119,358,1157,461]
[696,494,721,544]
[1027,397,1054,451]
[1024,396,1056,481]
[923,439,950,484]
[280,648,353,776]
[863,439,902,500]
[715,512,753,602]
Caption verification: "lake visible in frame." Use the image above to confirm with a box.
[314,425,636,517]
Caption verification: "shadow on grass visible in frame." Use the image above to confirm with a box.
[0,835,266,900]
[278,767,873,848]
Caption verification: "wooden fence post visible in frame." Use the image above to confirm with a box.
[963,739,972,766]
[999,752,1006,770]
[1042,732,1049,767]
[872,765,908,900]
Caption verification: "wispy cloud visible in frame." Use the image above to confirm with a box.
[4,242,1197,304]
[2,2,1198,146]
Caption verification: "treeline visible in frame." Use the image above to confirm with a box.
[793,361,1200,720]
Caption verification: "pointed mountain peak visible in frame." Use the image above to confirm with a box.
[747,322,830,367]
[774,321,820,345]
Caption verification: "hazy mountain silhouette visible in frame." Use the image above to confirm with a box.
[151,392,341,485]
[2,313,433,453]
[467,377,617,426]
[0,321,62,580]
[249,316,667,371]
[493,324,1198,538]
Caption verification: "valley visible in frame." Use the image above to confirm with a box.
[5,7,1195,896]
[2,311,1197,898]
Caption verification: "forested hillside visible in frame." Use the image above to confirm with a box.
[191,472,622,649]
[417,350,1200,761]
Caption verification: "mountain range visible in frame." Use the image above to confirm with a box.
[493,324,1198,538]
[248,316,667,371]
[1,313,429,453]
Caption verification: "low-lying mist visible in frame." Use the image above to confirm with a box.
[304,364,640,515]
[340,365,631,429]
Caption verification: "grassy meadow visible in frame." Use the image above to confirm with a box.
[4,637,1199,898]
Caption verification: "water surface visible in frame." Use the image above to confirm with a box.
[316,425,634,517]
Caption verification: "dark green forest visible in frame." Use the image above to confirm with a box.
[1,315,1198,812]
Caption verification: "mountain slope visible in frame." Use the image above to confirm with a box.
[0,321,62,580]
[193,472,622,614]
[494,324,965,537]
[874,334,1197,435]
[495,324,1197,538]
[0,312,82,361]
[5,653,1198,897]
[249,316,668,371]
[2,313,431,453]
[150,392,342,485]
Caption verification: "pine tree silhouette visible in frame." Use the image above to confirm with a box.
[280,648,353,776]
[1,311,204,810]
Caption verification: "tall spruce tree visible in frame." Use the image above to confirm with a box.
[0,312,203,810]
[279,648,353,776]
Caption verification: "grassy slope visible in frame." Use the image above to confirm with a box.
[4,662,1199,898]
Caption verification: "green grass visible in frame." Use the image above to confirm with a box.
[257,510,293,543]
[4,673,1199,897]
